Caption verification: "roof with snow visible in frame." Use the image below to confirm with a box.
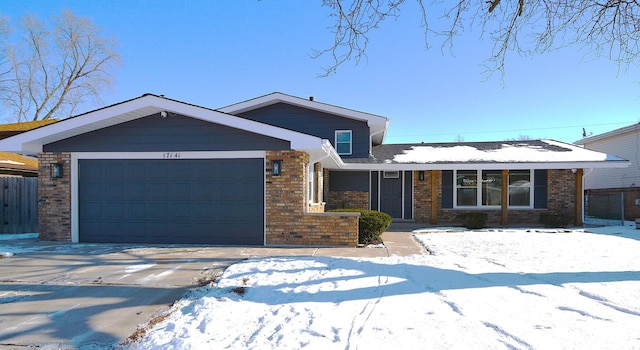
[340,140,628,170]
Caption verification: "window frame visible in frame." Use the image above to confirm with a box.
[335,130,352,155]
[453,169,534,209]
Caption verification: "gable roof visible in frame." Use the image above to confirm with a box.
[574,122,640,145]
[218,92,389,145]
[0,94,342,166]
[340,140,629,170]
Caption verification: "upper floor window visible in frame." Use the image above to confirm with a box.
[335,130,352,155]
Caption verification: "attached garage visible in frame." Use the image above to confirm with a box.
[0,93,347,245]
[78,158,264,244]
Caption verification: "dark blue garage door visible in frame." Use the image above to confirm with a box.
[78,158,264,245]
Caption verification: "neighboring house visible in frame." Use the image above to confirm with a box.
[575,123,640,220]
[0,120,58,177]
[0,93,628,246]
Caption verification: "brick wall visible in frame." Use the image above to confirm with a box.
[430,169,578,226]
[38,153,71,241]
[413,170,432,222]
[323,169,369,211]
[326,190,369,210]
[265,150,359,246]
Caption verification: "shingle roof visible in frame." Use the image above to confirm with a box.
[344,140,623,165]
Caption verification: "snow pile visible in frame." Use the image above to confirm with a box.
[130,229,640,349]
[392,140,611,163]
[0,233,38,257]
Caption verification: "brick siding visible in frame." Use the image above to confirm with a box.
[322,168,579,227]
[37,153,71,241]
[435,169,578,226]
[325,190,369,210]
[265,150,359,246]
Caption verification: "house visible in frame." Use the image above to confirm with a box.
[0,120,58,177]
[574,123,640,220]
[0,93,628,246]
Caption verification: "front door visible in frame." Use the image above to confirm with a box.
[380,172,402,218]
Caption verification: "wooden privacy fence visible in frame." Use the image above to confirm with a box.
[0,177,38,234]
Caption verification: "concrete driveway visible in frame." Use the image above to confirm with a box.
[0,228,422,349]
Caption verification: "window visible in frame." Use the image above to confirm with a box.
[508,170,531,206]
[335,130,352,155]
[456,170,477,206]
[454,170,532,208]
[482,170,502,206]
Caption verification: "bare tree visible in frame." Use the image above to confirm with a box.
[315,1,640,77]
[1,10,120,121]
[0,15,10,96]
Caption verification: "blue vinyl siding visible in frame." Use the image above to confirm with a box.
[370,171,379,210]
[237,103,370,158]
[329,171,369,191]
[404,171,413,219]
[442,170,454,208]
[44,113,290,152]
[534,169,548,209]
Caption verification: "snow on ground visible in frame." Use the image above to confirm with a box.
[129,227,640,350]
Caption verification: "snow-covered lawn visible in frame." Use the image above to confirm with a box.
[129,227,640,350]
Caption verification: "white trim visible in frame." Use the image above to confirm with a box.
[70,150,267,244]
[401,170,405,219]
[0,94,326,155]
[71,150,266,160]
[263,158,267,245]
[377,171,381,212]
[218,92,387,123]
[340,161,629,171]
[383,170,399,179]
[452,169,535,209]
[217,92,389,144]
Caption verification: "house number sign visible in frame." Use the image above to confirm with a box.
[162,152,181,159]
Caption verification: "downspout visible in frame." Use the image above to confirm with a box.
[369,128,386,156]
[582,168,594,225]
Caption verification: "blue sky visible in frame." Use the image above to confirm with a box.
[2,0,639,144]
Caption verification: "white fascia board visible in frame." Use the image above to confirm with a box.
[340,160,631,171]
[300,140,344,169]
[0,94,325,154]
[218,92,389,129]
[70,151,267,160]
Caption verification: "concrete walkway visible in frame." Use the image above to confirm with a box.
[0,225,425,349]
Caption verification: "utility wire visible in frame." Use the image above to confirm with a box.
[385,120,638,139]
